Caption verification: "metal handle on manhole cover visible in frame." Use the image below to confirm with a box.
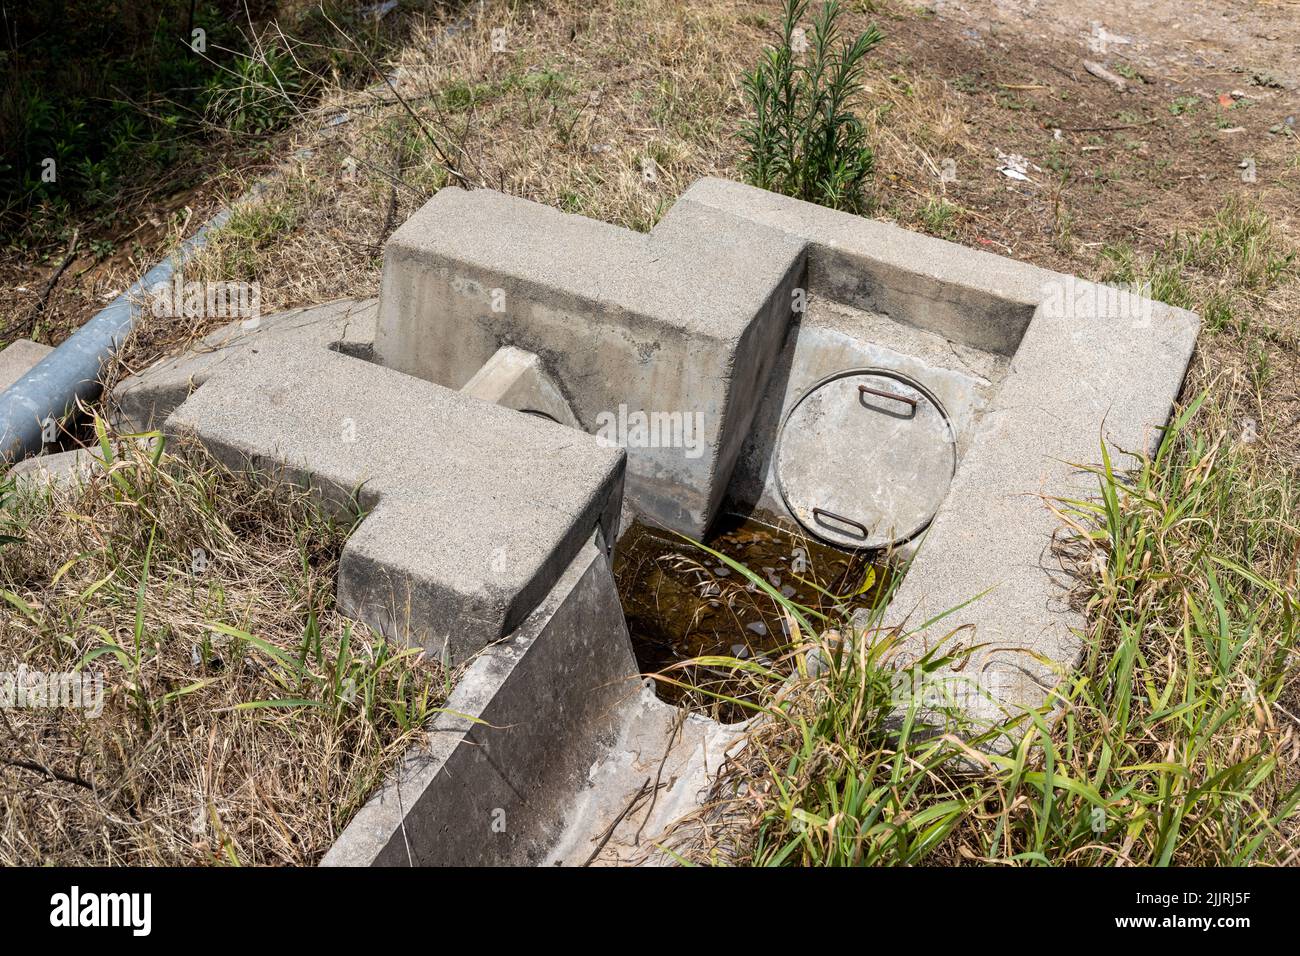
[858,384,918,410]
[812,507,869,538]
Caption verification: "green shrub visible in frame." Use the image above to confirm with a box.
[740,0,882,213]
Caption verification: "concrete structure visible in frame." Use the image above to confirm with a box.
[112,299,737,865]
[667,178,1197,715]
[322,535,737,866]
[114,298,378,432]
[93,174,1198,864]
[375,186,805,536]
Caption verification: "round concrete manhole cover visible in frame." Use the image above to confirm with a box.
[774,368,956,550]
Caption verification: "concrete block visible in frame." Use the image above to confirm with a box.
[323,536,639,865]
[374,186,805,536]
[0,339,54,392]
[165,342,625,664]
[669,176,1050,356]
[113,298,377,431]
[459,345,580,428]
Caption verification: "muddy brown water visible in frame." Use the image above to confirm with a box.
[612,513,888,722]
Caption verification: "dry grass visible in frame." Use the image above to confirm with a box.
[0,429,445,865]
[110,0,771,375]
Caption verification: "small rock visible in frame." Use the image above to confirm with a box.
[746,621,768,636]
[1083,59,1127,92]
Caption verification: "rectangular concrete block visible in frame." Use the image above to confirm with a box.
[671,177,1049,356]
[0,338,54,393]
[374,186,805,535]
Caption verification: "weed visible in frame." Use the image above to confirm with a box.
[740,0,883,213]
[918,196,957,236]
[670,396,1300,866]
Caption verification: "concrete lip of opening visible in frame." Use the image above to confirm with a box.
[774,367,956,550]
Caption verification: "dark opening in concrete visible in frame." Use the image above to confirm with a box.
[612,513,889,722]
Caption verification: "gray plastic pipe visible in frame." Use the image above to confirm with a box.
[0,205,235,463]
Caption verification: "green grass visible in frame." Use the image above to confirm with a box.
[918,197,957,236]
[678,395,1300,866]
[1,1,449,242]
[195,190,303,282]
[1100,199,1295,332]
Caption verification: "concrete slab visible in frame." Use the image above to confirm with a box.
[0,339,54,392]
[374,186,805,536]
[459,345,580,428]
[543,690,741,866]
[165,342,625,664]
[113,297,377,431]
